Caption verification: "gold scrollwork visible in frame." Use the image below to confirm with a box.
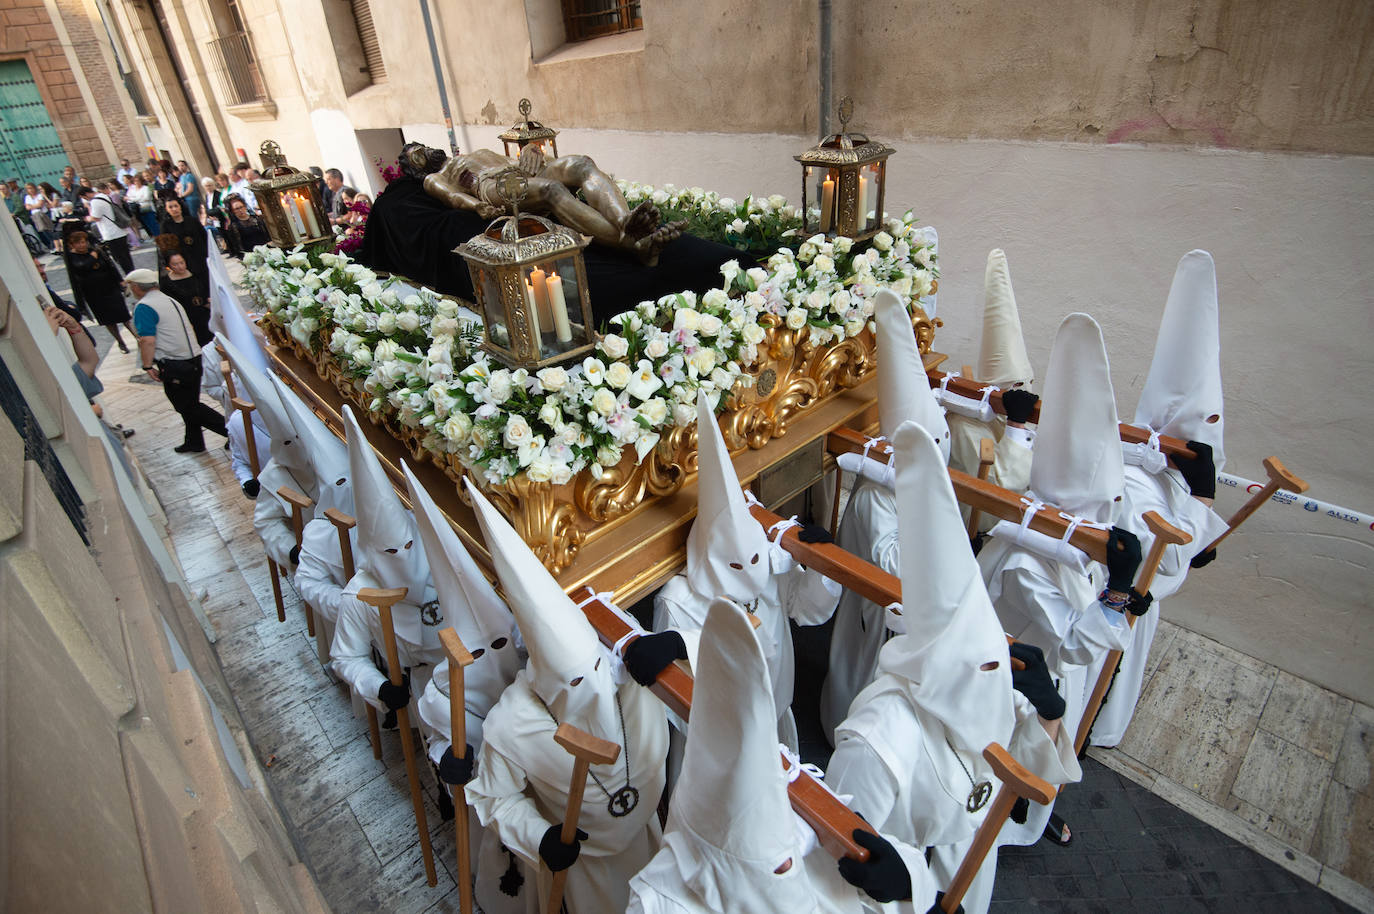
[485,474,584,574]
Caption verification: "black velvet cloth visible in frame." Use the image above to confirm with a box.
[356,177,747,325]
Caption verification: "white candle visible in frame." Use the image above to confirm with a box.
[281,198,302,242]
[857,174,869,230]
[546,271,572,342]
[523,278,542,345]
[298,193,320,238]
[820,175,835,233]
[530,266,554,331]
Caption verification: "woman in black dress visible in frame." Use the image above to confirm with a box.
[159,197,208,280]
[160,252,213,346]
[65,230,134,352]
[223,195,271,259]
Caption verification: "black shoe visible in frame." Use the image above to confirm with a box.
[174,442,206,453]
[241,478,261,498]
[436,780,456,822]
[118,343,130,354]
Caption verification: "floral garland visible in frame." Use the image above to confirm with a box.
[243,205,935,486]
[618,180,804,257]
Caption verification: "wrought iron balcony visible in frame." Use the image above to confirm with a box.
[206,31,268,106]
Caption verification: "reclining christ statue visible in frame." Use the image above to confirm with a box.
[405,143,685,266]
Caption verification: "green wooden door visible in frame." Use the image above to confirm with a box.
[0,60,68,186]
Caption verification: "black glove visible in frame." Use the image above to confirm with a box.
[1127,588,1154,617]
[927,892,964,914]
[797,522,834,544]
[1009,642,1065,721]
[376,674,411,711]
[837,829,912,903]
[241,478,260,498]
[288,543,301,566]
[1001,389,1039,424]
[1190,547,1217,569]
[622,631,688,686]
[539,823,586,872]
[1010,796,1029,824]
[1105,527,1142,594]
[1173,440,1216,499]
[438,744,475,785]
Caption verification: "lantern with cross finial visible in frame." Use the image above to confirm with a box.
[499,98,560,160]
[248,140,331,249]
[794,97,894,242]
[455,171,594,370]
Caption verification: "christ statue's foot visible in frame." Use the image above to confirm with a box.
[633,219,686,267]
[623,199,661,240]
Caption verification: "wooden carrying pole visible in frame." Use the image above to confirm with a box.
[965,437,996,540]
[357,586,438,887]
[940,744,1055,913]
[1073,511,1190,754]
[232,395,287,624]
[213,342,236,401]
[277,485,316,638]
[1204,456,1308,553]
[926,369,1197,464]
[438,628,476,914]
[572,586,876,862]
[329,504,380,758]
[546,724,621,914]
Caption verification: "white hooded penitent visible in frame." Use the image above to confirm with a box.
[686,390,772,603]
[875,289,949,457]
[1132,249,1225,473]
[219,334,312,482]
[875,420,1013,757]
[269,373,350,509]
[632,599,816,912]
[977,249,1034,390]
[342,405,430,598]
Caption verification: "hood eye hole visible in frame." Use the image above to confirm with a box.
[1114,495,1122,502]
[773,858,794,875]
[384,547,398,554]
[403,540,413,550]
[491,637,508,649]
[469,648,485,659]
[981,661,1000,671]
[889,606,902,615]
[284,439,293,445]
[729,562,744,570]
[594,657,601,671]
[569,676,583,687]
[336,478,346,485]
[750,553,760,565]
[1206,414,1220,424]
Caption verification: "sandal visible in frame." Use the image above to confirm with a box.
[1042,812,1073,846]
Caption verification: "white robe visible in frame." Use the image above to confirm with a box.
[656,562,840,753]
[978,542,1131,843]
[252,458,310,570]
[327,572,444,711]
[226,409,269,486]
[1088,465,1226,747]
[827,687,1079,914]
[294,517,351,625]
[947,414,1035,534]
[466,672,669,914]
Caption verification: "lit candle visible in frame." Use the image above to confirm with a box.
[530,265,554,332]
[298,193,320,238]
[523,277,543,344]
[856,173,869,231]
[281,197,302,242]
[820,175,835,233]
[546,271,572,342]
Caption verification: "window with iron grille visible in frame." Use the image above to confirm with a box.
[560,0,642,42]
[0,354,87,545]
[350,0,386,82]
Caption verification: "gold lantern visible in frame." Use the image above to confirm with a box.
[455,172,594,370]
[248,140,331,249]
[794,97,894,243]
[499,98,559,159]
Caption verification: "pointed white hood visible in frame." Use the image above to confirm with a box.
[876,288,949,460]
[343,405,430,597]
[270,374,350,510]
[1027,313,1124,525]
[403,462,520,713]
[218,334,311,482]
[875,420,1013,755]
[209,247,261,356]
[658,599,816,911]
[1134,250,1225,472]
[466,479,618,733]
[977,249,1034,389]
[686,391,772,603]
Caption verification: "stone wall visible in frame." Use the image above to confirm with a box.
[0,218,327,912]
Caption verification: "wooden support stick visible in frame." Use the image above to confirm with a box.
[327,508,382,760]
[1204,456,1308,553]
[570,586,876,862]
[926,369,1197,464]
[546,724,621,914]
[941,744,1055,913]
[827,428,1112,563]
[230,397,260,476]
[966,437,996,540]
[278,485,316,638]
[439,628,476,914]
[358,586,438,888]
[1073,511,1190,755]
[215,342,238,402]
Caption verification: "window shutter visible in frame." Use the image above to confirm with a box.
[351,0,386,82]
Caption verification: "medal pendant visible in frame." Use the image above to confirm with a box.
[966,781,993,813]
[608,785,639,817]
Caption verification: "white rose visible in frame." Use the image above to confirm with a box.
[728,218,747,233]
[701,288,729,309]
[786,307,808,331]
[436,298,460,318]
[873,231,893,251]
[639,397,669,425]
[526,459,554,483]
[442,413,472,444]
[597,444,623,466]
[830,289,852,311]
[374,339,400,362]
[845,318,866,338]
[644,336,669,359]
[538,402,561,427]
[600,334,629,360]
[431,316,459,337]
[807,289,830,310]
[537,366,568,392]
[503,415,532,448]
[592,388,618,416]
[718,196,736,210]
[673,308,701,332]
[689,348,717,375]
[379,289,400,308]
[672,402,696,426]
[396,310,420,332]
[352,345,373,366]
[376,312,397,334]
[833,235,854,254]
[605,361,632,389]
[812,254,835,274]
[487,370,513,404]
[741,323,766,345]
[698,314,724,337]
[797,241,818,262]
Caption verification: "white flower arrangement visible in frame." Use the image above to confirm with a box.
[243,193,936,486]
